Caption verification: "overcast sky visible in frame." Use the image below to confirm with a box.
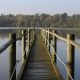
[0,0,80,15]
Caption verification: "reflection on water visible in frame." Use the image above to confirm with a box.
[0,45,9,80]
[0,31,22,80]
[0,29,21,40]
[0,29,16,39]
[0,39,22,80]
[0,32,80,80]
[51,39,80,80]
[74,40,80,80]
[56,40,67,80]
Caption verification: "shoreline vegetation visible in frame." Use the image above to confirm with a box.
[0,13,80,37]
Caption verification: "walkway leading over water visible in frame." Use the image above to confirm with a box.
[21,33,62,80]
[0,29,78,80]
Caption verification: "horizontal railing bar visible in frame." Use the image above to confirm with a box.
[0,27,80,30]
[0,34,24,54]
[42,29,80,48]
[0,40,13,53]
[53,32,67,42]
[42,31,73,80]
[42,29,67,42]
[70,40,80,48]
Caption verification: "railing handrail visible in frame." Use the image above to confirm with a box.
[41,29,75,80]
[0,33,25,54]
[0,29,35,80]
[42,29,80,48]
[1,27,80,30]
[43,35,73,80]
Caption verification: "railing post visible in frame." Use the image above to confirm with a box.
[22,30,26,64]
[29,29,32,48]
[49,29,52,52]
[67,34,75,80]
[45,29,47,45]
[47,29,50,51]
[31,29,34,44]
[32,29,35,43]
[9,33,16,80]
[52,30,57,63]
[32,29,34,42]
[28,29,30,50]
[45,30,47,47]
[42,30,45,42]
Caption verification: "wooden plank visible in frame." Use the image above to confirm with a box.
[21,33,63,80]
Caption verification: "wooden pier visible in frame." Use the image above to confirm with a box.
[20,32,62,80]
[0,28,80,80]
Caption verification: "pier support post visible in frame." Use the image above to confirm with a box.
[52,30,57,63]
[22,30,26,64]
[33,29,35,42]
[31,29,34,45]
[28,29,30,51]
[67,34,75,80]
[9,33,16,80]
[45,29,47,45]
[32,29,34,42]
[49,29,52,52]
[47,29,50,51]
[45,29,47,47]
[33,29,35,43]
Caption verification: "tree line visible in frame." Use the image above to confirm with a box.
[0,13,80,28]
[0,13,80,37]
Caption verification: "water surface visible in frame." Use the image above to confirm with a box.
[0,34,80,80]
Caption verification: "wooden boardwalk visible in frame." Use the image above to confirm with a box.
[0,29,77,80]
[21,33,62,80]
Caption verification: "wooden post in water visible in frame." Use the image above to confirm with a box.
[52,30,57,63]
[9,33,16,80]
[67,34,75,80]
[33,29,34,41]
[31,29,34,44]
[45,29,47,45]
[29,29,31,48]
[33,29,35,42]
[46,29,48,48]
[28,29,30,50]
[49,29,52,52]
[47,29,50,51]
[42,30,45,42]
[45,29,47,47]
[22,30,26,64]
[32,29,34,42]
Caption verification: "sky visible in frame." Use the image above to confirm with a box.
[0,0,80,15]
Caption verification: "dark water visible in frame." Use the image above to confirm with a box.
[53,39,80,80]
[0,38,22,80]
[0,35,80,80]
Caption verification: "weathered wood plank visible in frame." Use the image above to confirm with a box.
[21,33,63,80]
